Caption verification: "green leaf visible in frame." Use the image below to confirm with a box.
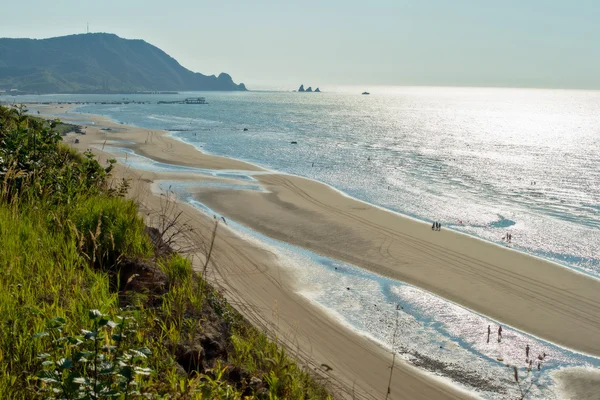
[98,317,111,327]
[83,331,98,340]
[32,332,49,339]
[37,371,59,384]
[134,367,152,376]
[67,336,83,345]
[74,351,92,362]
[136,347,152,356]
[57,358,73,369]
[118,366,133,380]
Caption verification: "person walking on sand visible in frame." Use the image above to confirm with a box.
[438,222,442,231]
[432,222,436,231]
[498,325,503,341]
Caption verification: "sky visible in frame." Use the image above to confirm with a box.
[1,0,600,90]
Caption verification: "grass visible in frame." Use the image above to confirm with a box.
[0,105,331,399]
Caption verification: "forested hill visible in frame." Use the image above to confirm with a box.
[0,33,247,93]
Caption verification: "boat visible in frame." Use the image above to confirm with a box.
[362,91,370,95]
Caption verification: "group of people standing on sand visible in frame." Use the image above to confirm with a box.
[487,324,503,343]
[504,232,512,243]
[487,325,547,370]
[431,221,442,231]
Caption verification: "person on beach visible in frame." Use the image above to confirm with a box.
[432,222,436,231]
[487,325,491,343]
[438,222,442,231]
[509,233,512,242]
[498,325,503,341]
[526,344,530,359]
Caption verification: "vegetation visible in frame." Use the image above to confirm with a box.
[0,33,246,93]
[0,105,329,399]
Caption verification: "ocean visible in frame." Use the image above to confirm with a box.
[14,87,600,398]
[17,87,600,276]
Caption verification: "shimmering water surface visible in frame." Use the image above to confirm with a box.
[16,88,600,397]
[19,87,599,274]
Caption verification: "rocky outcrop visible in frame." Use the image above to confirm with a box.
[297,84,320,93]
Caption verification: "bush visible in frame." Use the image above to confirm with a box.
[34,311,152,399]
[69,197,153,269]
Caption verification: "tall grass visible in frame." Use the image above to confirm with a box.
[0,105,331,399]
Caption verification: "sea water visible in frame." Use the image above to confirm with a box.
[29,87,599,276]
[16,88,600,397]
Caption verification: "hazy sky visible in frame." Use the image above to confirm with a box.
[1,0,599,90]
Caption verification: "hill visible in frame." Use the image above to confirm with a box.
[0,33,246,93]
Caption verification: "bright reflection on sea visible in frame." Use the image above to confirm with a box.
[64,88,600,278]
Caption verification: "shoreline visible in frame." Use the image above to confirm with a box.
[159,180,600,363]
[30,103,600,399]
[39,104,474,399]
[59,104,596,281]
[163,120,600,282]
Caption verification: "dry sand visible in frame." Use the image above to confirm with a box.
[31,103,600,398]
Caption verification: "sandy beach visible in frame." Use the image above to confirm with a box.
[33,103,600,399]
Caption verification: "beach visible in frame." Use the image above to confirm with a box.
[35,103,600,399]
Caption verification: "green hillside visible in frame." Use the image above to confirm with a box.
[0,106,329,399]
[0,33,246,93]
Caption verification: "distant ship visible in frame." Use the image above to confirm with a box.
[362,91,370,95]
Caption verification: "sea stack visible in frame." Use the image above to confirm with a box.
[306,86,313,92]
[298,84,305,92]
[315,88,321,92]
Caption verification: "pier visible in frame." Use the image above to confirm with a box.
[157,97,208,105]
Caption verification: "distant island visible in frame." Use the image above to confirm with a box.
[298,84,320,93]
[0,33,247,94]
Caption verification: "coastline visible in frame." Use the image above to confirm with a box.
[43,104,474,399]
[31,103,600,398]
[167,123,599,282]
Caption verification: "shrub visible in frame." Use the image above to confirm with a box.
[33,311,152,399]
[69,197,153,269]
